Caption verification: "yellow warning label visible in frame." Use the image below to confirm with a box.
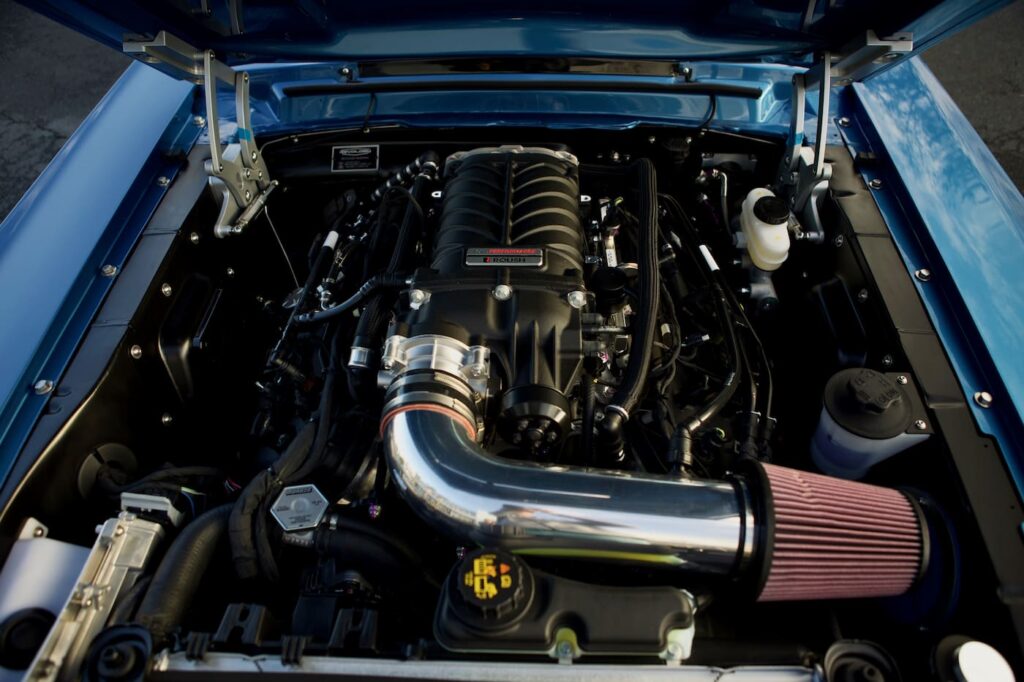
[462,553,513,601]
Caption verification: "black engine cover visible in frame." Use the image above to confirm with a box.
[400,148,586,450]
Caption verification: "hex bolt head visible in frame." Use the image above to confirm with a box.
[567,290,587,309]
[161,413,174,426]
[157,176,170,187]
[915,268,932,282]
[492,284,513,301]
[161,283,173,297]
[244,189,252,202]
[130,345,143,360]
[834,235,845,248]
[409,289,428,306]
[251,150,258,162]
[868,178,883,189]
[189,232,200,244]
[193,115,206,127]
[881,354,894,368]
[101,264,118,278]
[914,419,928,431]
[896,375,909,385]
[975,391,994,408]
[857,289,869,303]
[33,379,54,395]
[226,267,236,278]
[838,116,851,127]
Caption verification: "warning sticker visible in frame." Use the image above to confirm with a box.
[465,247,544,267]
[463,552,514,600]
[331,144,380,173]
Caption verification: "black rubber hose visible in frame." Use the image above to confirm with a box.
[295,273,407,324]
[581,372,596,465]
[313,518,440,589]
[601,159,661,440]
[135,504,232,644]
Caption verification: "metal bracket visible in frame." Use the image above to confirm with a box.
[777,31,913,240]
[124,31,274,237]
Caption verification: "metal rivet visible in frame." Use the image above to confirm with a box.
[189,232,200,244]
[492,284,513,301]
[567,290,587,309]
[896,375,909,385]
[161,283,173,297]
[34,379,54,395]
[226,267,236,278]
[157,176,170,187]
[193,115,206,127]
[101,264,118,278]
[868,178,883,189]
[975,391,994,408]
[130,345,143,360]
[915,269,932,282]
[838,117,850,127]
[33,527,44,538]
[161,413,174,426]
[914,419,928,431]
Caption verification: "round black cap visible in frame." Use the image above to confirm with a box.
[753,196,790,225]
[0,608,54,670]
[448,548,534,630]
[823,369,913,439]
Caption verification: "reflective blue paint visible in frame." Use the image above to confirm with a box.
[850,57,1024,489]
[0,62,197,485]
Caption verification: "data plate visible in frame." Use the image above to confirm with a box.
[465,247,544,267]
[331,144,379,173]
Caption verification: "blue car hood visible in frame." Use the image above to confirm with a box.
[19,0,1013,72]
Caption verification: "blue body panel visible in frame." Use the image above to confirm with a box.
[0,62,198,486]
[844,57,1024,489]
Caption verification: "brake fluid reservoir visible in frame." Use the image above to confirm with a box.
[740,189,790,271]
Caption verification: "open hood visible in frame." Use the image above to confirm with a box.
[20,0,1013,76]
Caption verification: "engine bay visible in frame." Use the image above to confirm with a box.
[0,127,1017,681]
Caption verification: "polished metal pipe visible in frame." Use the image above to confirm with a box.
[382,408,756,574]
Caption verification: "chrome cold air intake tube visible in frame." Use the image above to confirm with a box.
[381,404,757,575]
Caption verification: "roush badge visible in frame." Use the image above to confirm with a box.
[466,247,544,267]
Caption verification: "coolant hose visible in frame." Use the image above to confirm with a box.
[601,159,661,444]
[136,504,233,643]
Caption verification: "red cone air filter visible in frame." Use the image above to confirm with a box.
[758,463,924,602]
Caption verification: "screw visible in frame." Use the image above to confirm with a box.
[914,419,928,431]
[161,283,173,297]
[684,136,693,145]
[157,176,170,187]
[897,375,909,385]
[84,598,93,608]
[868,178,883,189]
[648,135,656,143]
[340,66,353,80]
[243,73,249,82]
[409,289,428,306]
[244,189,252,202]
[915,268,932,282]
[189,232,200,244]
[114,526,125,537]
[33,380,54,395]
[838,116,850,127]
[161,413,174,426]
[493,284,513,301]
[857,288,869,303]
[974,391,994,408]
[681,66,693,80]
[33,527,44,537]
[101,264,118,278]
[130,345,143,360]
[567,290,587,309]
[833,235,845,247]
[556,641,574,659]
[226,267,236,278]
[244,168,252,179]
[882,354,894,368]
[193,115,206,127]
[251,151,258,162]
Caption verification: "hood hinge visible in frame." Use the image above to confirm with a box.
[777,31,913,241]
[123,31,275,238]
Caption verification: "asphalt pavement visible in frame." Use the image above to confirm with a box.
[0,0,1021,220]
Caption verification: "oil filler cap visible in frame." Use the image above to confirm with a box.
[449,549,534,630]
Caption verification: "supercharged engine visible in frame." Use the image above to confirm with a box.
[2,132,1015,681]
